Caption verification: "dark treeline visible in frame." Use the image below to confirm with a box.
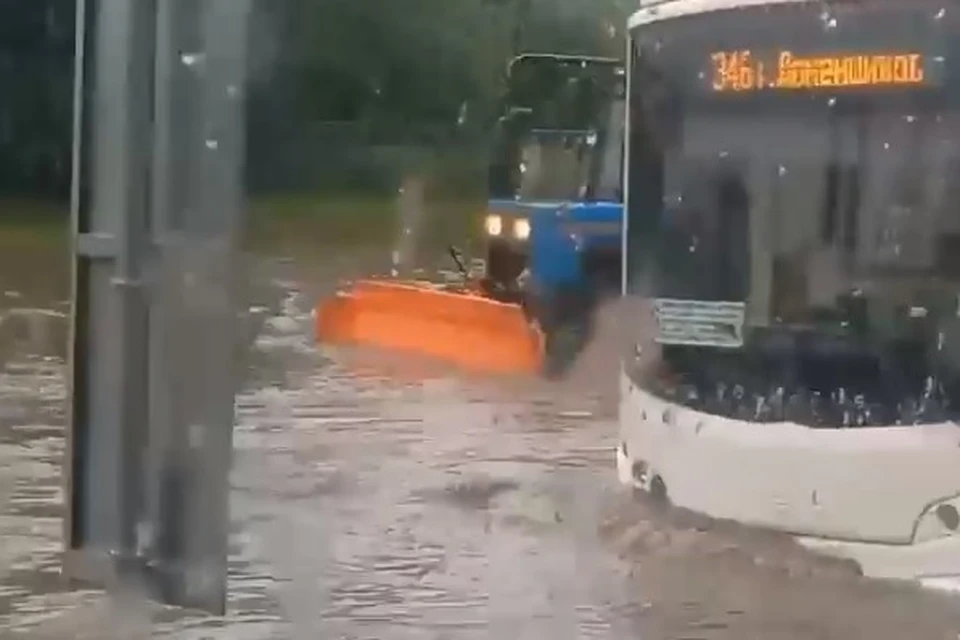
[0,0,74,199]
[0,0,627,203]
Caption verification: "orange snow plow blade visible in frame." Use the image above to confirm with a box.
[316,279,544,375]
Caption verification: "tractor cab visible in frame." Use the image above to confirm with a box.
[482,54,625,298]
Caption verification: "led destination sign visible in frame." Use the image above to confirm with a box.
[710,50,930,92]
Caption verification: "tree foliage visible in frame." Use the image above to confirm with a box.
[0,0,630,198]
[283,0,628,135]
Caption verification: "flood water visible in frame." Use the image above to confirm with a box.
[3,221,960,639]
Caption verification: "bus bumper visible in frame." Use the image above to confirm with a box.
[616,374,960,587]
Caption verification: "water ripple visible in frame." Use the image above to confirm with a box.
[2,263,960,640]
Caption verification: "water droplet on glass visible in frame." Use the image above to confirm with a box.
[935,7,946,20]
[226,84,239,98]
[719,150,729,158]
[136,520,154,555]
[180,52,205,67]
[826,17,837,29]
[188,422,204,449]
[884,142,891,150]
[519,162,528,174]
[905,114,916,123]
[778,165,787,176]
[205,138,219,150]
[827,97,836,107]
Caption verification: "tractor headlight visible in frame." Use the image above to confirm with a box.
[484,214,503,236]
[513,218,531,240]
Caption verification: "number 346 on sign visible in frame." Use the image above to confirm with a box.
[711,50,765,91]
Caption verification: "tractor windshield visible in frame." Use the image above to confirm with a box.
[489,55,624,201]
[515,129,596,201]
[625,0,960,426]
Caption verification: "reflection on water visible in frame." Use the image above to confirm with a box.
[1,234,960,639]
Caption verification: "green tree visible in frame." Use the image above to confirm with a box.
[287,0,626,136]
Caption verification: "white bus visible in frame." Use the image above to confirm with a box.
[617,0,960,584]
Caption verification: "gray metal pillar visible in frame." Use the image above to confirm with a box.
[63,0,251,615]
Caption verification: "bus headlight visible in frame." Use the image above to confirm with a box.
[513,218,531,240]
[484,214,503,236]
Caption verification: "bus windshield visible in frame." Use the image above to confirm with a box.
[626,0,960,426]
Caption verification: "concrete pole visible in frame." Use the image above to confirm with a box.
[63,0,250,615]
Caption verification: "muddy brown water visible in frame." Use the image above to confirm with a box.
[2,238,960,639]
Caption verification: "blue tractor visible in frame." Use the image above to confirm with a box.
[478,54,625,373]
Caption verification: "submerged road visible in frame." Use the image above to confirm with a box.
[2,253,960,639]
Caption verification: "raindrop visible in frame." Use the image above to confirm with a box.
[719,150,729,158]
[778,165,787,176]
[884,142,891,150]
[136,520,154,555]
[188,422,205,449]
[935,7,946,20]
[519,162,528,174]
[827,97,836,107]
[586,131,598,146]
[226,84,239,98]
[205,138,219,150]
[180,51,205,67]
[905,114,917,123]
